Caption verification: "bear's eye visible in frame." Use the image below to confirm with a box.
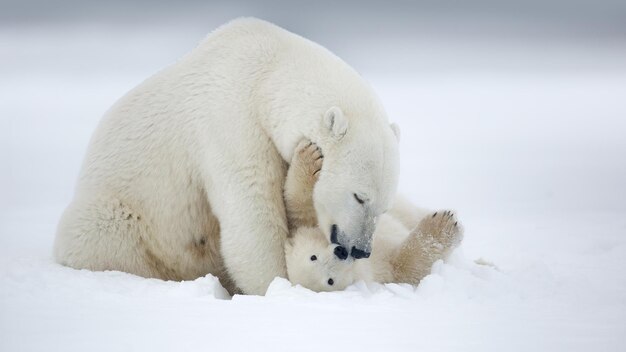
[310,255,317,261]
[353,193,365,204]
[327,278,334,286]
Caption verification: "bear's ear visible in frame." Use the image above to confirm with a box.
[390,123,401,142]
[323,106,348,140]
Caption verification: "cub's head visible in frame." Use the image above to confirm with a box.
[313,106,400,260]
[285,227,355,292]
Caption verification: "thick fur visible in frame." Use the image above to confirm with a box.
[284,142,323,232]
[284,141,463,291]
[54,18,400,295]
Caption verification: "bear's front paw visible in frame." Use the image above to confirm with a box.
[416,210,463,250]
[292,140,324,183]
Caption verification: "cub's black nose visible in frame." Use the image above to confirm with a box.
[351,247,371,259]
[334,246,349,260]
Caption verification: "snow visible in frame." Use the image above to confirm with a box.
[2,16,626,352]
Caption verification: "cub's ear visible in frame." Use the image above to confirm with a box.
[390,123,401,142]
[323,106,348,140]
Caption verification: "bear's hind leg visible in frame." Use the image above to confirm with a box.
[54,193,172,279]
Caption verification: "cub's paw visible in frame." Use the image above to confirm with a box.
[292,140,324,183]
[416,210,463,250]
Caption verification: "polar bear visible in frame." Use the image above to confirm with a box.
[54,18,400,295]
[283,141,463,292]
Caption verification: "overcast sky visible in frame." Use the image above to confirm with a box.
[3,0,625,78]
[3,0,625,38]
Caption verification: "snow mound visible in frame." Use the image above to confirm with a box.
[261,249,544,304]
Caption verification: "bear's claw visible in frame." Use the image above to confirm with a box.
[293,140,324,180]
[415,210,464,250]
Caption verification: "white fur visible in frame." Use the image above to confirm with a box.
[54,18,400,295]
[285,227,356,292]
[286,212,410,291]
[282,142,457,293]
[312,107,400,255]
[285,200,462,291]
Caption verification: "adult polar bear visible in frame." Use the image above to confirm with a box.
[54,18,401,295]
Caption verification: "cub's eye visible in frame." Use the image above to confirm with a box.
[353,193,365,204]
[310,255,317,261]
[327,278,334,286]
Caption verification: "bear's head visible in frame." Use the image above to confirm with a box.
[313,106,400,260]
[285,226,355,292]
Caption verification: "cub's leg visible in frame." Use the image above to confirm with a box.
[391,211,463,285]
[284,140,323,231]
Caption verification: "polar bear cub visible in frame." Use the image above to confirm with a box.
[284,141,463,292]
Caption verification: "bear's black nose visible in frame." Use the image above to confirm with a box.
[333,246,349,260]
[351,246,370,259]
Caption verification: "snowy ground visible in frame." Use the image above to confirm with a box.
[2,13,626,352]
